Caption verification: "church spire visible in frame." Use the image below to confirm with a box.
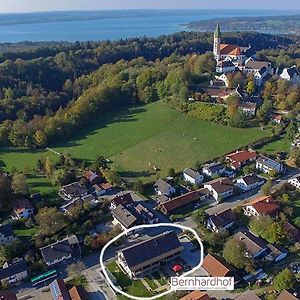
[214,24,221,38]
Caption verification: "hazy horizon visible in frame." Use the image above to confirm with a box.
[1,0,300,14]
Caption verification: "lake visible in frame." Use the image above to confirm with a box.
[0,9,297,43]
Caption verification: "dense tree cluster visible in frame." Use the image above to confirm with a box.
[0,31,294,148]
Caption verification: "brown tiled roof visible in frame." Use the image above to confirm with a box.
[180,291,211,300]
[284,222,300,242]
[220,44,242,56]
[252,201,280,216]
[276,289,300,300]
[245,61,270,70]
[158,188,210,214]
[206,178,234,194]
[112,193,134,207]
[69,286,88,300]
[100,182,112,190]
[234,231,268,257]
[210,209,236,228]
[235,290,262,300]
[202,254,236,277]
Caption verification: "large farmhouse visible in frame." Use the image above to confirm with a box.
[117,231,183,278]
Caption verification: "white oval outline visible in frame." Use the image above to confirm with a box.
[99,223,204,300]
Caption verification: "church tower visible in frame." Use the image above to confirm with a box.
[213,24,221,61]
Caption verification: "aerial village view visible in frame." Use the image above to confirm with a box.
[0,1,299,300]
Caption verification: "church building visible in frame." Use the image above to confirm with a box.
[213,24,249,62]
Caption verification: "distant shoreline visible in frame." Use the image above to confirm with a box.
[186,14,300,34]
[0,9,298,27]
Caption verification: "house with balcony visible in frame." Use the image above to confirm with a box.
[118,231,183,278]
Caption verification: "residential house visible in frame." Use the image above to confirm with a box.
[59,182,88,201]
[11,198,34,219]
[233,230,269,259]
[183,168,204,185]
[153,179,176,197]
[0,259,28,286]
[235,174,265,192]
[90,182,112,197]
[241,60,272,87]
[206,209,237,232]
[216,60,236,73]
[158,188,210,215]
[239,101,257,116]
[266,244,288,263]
[256,155,284,174]
[83,170,101,185]
[180,291,212,300]
[40,235,80,267]
[201,87,234,102]
[118,231,183,278]
[0,224,14,246]
[49,278,71,300]
[68,286,88,300]
[277,289,300,300]
[204,178,234,202]
[202,253,237,277]
[202,163,225,178]
[284,222,300,243]
[235,291,262,300]
[243,195,280,217]
[279,65,300,84]
[226,150,257,170]
[110,193,134,210]
[273,114,283,124]
[288,175,300,189]
[112,203,158,230]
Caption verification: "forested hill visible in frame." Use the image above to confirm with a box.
[0,31,295,148]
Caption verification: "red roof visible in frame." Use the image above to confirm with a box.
[220,44,242,56]
[158,188,210,214]
[226,150,257,169]
[202,254,236,277]
[180,291,211,300]
[246,196,280,216]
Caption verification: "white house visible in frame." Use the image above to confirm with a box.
[239,102,257,116]
[40,235,80,267]
[183,168,204,185]
[279,65,300,84]
[288,175,300,189]
[241,61,272,87]
[153,179,176,197]
[256,155,284,174]
[0,259,28,286]
[204,178,234,202]
[206,209,236,233]
[202,163,225,178]
[243,195,280,217]
[235,174,265,192]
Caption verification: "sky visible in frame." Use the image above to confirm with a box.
[0,0,300,13]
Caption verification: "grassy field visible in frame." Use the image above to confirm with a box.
[0,102,270,182]
[258,138,290,155]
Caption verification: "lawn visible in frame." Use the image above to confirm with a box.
[257,138,290,155]
[0,102,269,182]
[27,173,60,200]
[106,261,152,298]
[13,227,38,237]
